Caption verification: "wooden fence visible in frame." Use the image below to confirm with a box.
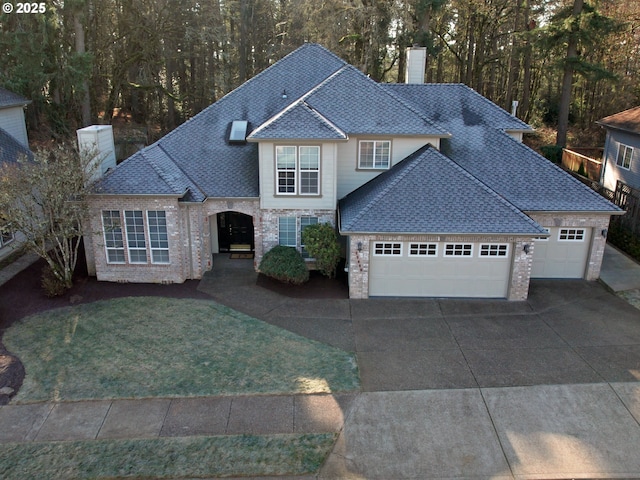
[561,147,603,182]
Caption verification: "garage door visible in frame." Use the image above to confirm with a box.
[368,241,512,298]
[531,227,591,278]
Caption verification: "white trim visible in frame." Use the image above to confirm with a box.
[101,210,126,264]
[479,244,509,257]
[616,143,633,170]
[408,242,438,257]
[358,140,391,169]
[558,228,586,241]
[373,241,403,256]
[444,243,473,257]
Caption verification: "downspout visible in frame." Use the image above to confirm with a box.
[186,205,194,279]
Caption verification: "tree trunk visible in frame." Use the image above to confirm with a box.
[74,7,91,126]
[556,0,584,148]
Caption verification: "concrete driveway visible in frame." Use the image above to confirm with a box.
[200,257,640,479]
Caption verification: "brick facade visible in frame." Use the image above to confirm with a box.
[84,196,611,299]
[258,208,336,265]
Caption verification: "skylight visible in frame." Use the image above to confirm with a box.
[229,120,248,143]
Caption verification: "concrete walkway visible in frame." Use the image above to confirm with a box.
[0,393,355,443]
[1,249,640,478]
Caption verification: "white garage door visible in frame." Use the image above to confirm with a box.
[369,241,512,298]
[531,227,591,278]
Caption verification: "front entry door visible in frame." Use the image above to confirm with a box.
[217,212,254,252]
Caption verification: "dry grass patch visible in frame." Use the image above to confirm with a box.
[4,297,359,402]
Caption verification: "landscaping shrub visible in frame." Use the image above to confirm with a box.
[301,223,341,278]
[540,145,563,164]
[259,245,309,285]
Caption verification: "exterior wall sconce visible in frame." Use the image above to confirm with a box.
[357,241,363,252]
[601,228,608,238]
[523,244,530,254]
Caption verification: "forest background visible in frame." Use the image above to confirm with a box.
[0,0,638,153]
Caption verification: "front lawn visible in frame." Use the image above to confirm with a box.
[4,297,359,402]
[0,433,336,479]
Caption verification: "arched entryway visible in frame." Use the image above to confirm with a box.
[213,211,254,253]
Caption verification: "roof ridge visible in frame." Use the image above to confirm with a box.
[140,147,184,195]
[302,101,348,138]
[152,43,348,146]
[157,143,207,200]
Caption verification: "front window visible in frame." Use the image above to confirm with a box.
[125,210,147,263]
[616,144,633,170]
[102,210,125,263]
[276,146,320,195]
[359,140,390,169]
[278,217,297,247]
[147,211,170,264]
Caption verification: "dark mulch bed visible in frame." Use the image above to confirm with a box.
[256,270,348,299]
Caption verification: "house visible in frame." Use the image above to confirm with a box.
[84,44,621,300]
[597,106,640,191]
[0,87,32,256]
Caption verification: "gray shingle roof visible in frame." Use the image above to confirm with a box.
[0,127,33,165]
[339,145,547,235]
[386,83,619,213]
[98,43,348,199]
[248,101,347,140]
[0,88,30,109]
[303,66,449,136]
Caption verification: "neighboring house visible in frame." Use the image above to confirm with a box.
[85,44,622,300]
[597,106,640,191]
[0,88,32,257]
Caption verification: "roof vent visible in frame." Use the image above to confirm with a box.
[229,120,248,143]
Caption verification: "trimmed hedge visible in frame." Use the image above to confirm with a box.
[301,223,340,278]
[259,245,309,285]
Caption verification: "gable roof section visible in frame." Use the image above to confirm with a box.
[339,145,546,235]
[0,127,33,165]
[596,106,640,135]
[301,66,449,136]
[0,88,30,109]
[387,83,619,213]
[97,43,348,199]
[248,101,347,140]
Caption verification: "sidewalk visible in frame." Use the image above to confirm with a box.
[599,243,640,309]
[0,393,355,443]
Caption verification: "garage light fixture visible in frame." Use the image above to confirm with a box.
[601,228,608,238]
[523,244,530,254]
[357,241,362,252]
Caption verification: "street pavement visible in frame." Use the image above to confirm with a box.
[0,244,639,479]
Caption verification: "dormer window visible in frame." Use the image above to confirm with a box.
[229,120,248,143]
[276,145,320,195]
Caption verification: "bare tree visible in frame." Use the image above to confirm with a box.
[0,144,96,294]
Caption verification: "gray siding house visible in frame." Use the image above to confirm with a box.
[597,106,640,191]
[0,88,32,256]
[85,44,621,300]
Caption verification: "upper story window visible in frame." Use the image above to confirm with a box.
[616,144,633,170]
[359,140,390,169]
[276,145,320,195]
